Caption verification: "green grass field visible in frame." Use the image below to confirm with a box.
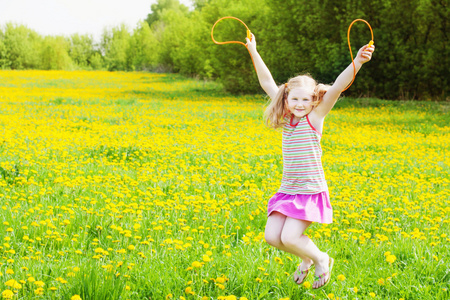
[0,70,448,300]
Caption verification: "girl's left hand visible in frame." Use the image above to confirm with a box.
[356,44,375,64]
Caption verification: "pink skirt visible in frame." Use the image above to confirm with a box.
[267,192,333,224]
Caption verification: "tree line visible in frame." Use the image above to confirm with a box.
[0,0,447,100]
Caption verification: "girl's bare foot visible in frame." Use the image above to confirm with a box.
[293,258,314,284]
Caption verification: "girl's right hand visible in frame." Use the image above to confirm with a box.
[246,33,256,52]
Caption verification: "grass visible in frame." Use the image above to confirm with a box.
[0,70,448,300]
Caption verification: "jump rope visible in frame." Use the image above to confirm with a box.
[211,17,374,92]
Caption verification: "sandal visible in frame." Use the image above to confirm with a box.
[293,263,313,284]
[313,257,334,289]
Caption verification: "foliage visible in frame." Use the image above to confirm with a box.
[127,22,159,71]
[101,24,131,71]
[0,0,448,99]
[40,36,73,70]
[68,34,96,69]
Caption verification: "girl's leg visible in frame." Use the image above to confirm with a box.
[280,217,331,288]
[265,212,314,283]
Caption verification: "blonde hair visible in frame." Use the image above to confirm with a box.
[264,74,331,129]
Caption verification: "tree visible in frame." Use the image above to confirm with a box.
[101,24,131,71]
[40,36,73,70]
[128,21,159,71]
[2,23,42,69]
[146,0,189,27]
[69,34,95,69]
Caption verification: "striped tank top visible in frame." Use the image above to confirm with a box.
[278,115,328,195]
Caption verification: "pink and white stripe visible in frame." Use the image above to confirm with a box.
[278,115,328,195]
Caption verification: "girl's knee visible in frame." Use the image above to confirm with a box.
[265,232,282,248]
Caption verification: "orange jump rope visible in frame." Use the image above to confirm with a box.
[211,17,374,92]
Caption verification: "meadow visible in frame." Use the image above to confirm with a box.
[0,70,448,300]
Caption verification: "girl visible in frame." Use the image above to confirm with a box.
[246,34,374,289]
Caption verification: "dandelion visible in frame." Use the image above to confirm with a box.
[369,292,376,298]
[303,281,311,288]
[274,257,283,265]
[185,287,195,295]
[1,290,14,299]
[5,279,21,289]
[34,287,44,295]
[337,274,346,281]
[71,295,82,300]
[386,255,397,263]
[34,281,45,287]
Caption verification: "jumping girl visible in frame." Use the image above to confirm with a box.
[246,34,374,289]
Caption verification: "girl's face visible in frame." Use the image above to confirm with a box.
[286,87,315,118]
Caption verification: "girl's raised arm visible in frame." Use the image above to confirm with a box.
[315,44,375,117]
[246,34,279,100]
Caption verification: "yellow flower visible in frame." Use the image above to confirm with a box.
[34,281,45,287]
[303,281,311,288]
[5,279,22,289]
[216,283,225,290]
[192,261,202,268]
[71,295,82,300]
[34,287,44,295]
[202,255,211,262]
[386,255,396,263]
[369,292,376,298]
[327,294,335,300]
[27,277,36,282]
[337,274,346,281]
[185,287,194,295]
[377,278,385,285]
[353,286,358,293]
[127,245,135,250]
[1,290,14,299]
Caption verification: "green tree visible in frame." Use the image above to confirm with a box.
[156,9,211,76]
[201,0,270,93]
[40,36,73,70]
[2,23,42,69]
[127,21,159,71]
[102,24,131,71]
[0,30,10,69]
[146,0,189,26]
[69,34,95,69]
